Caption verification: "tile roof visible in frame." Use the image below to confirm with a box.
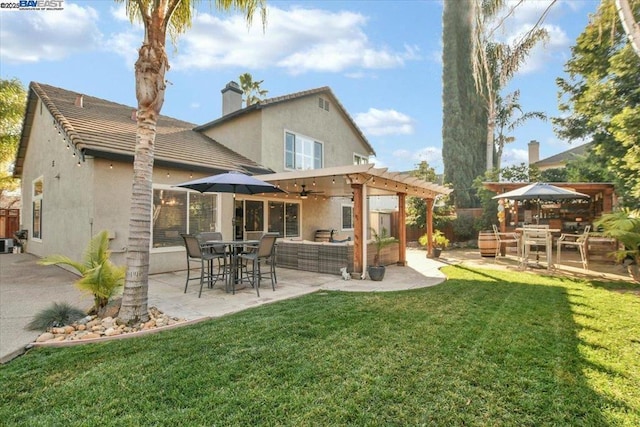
[533,143,592,167]
[14,82,271,177]
[194,86,376,156]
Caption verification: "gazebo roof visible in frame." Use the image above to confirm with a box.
[255,164,451,200]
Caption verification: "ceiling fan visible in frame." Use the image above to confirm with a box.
[297,184,324,199]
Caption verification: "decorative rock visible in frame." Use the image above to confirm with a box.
[104,328,120,337]
[76,315,93,325]
[80,333,101,340]
[63,325,75,334]
[52,336,66,342]
[51,327,66,335]
[77,324,86,331]
[36,332,55,342]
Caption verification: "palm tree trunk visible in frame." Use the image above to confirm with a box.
[486,103,495,171]
[616,0,640,59]
[119,29,168,323]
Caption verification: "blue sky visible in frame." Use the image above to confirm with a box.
[0,0,599,174]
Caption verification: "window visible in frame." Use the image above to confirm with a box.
[268,201,300,238]
[353,153,368,165]
[152,188,218,248]
[32,177,43,240]
[342,203,354,230]
[285,131,323,170]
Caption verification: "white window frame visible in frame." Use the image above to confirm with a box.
[284,130,324,171]
[32,176,44,242]
[151,184,220,253]
[267,199,301,238]
[341,203,354,231]
[353,153,368,165]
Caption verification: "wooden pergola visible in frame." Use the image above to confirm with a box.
[256,164,451,278]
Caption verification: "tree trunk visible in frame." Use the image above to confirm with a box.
[616,0,640,59]
[119,26,168,323]
[486,105,495,171]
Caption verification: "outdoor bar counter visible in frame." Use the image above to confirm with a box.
[276,239,400,275]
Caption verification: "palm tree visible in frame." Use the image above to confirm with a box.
[239,72,268,106]
[615,0,640,59]
[114,0,266,323]
[472,0,550,171]
[494,90,547,170]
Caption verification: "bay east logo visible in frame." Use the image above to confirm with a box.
[19,0,63,9]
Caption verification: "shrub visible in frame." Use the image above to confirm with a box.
[27,302,86,331]
[39,231,126,314]
[452,214,476,241]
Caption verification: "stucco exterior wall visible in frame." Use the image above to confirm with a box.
[20,100,95,264]
[199,112,262,164]
[261,96,370,171]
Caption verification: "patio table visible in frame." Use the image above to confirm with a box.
[516,228,560,269]
[205,240,259,293]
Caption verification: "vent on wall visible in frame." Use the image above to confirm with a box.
[318,97,329,111]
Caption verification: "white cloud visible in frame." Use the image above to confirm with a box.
[391,146,443,170]
[104,30,141,69]
[501,148,529,167]
[0,3,102,63]
[354,108,414,136]
[169,6,420,74]
[486,1,571,75]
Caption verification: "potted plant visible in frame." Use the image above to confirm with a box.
[368,227,399,281]
[594,209,640,282]
[432,230,450,258]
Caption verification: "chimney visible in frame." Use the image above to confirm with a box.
[131,109,137,121]
[528,140,540,165]
[221,81,243,116]
[74,94,83,108]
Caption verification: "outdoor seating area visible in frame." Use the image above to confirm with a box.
[180,231,279,298]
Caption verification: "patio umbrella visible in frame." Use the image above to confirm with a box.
[175,171,286,195]
[491,182,589,201]
[492,182,590,225]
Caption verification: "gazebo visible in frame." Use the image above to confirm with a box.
[256,164,451,278]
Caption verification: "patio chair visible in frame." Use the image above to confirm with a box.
[557,225,591,270]
[492,224,520,261]
[237,232,279,297]
[197,232,230,283]
[181,234,224,298]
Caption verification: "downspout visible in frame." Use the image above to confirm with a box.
[361,183,368,280]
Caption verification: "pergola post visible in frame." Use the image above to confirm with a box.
[426,198,434,258]
[397,192,407,266]
[352,183,364,276]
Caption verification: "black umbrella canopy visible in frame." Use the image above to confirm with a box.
[175,171,287,195]
[492,182,590,201]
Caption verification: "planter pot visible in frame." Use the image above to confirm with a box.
[368,265,386,281]
[433,248,442,258]
[478,231,498,257]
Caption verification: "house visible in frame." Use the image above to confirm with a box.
[14,81,450,276]
[528,140,592,171]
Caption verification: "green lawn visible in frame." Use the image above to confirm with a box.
[1,265,639,426]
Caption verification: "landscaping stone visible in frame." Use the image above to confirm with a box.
[31,307,187,345]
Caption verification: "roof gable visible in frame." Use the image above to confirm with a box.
[194,86,376,156]
[14,82,271,177]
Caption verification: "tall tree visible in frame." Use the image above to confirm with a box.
[0,78,26,200]
[472,0,549,171]
[114,0,266,323]
[442,0,487,209]
[554,0,640,207]
[239,72,268,106]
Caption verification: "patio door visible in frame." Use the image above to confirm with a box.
[234,199,264,239]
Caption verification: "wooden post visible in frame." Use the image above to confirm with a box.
[426,198,434,258]
[397,192,407,266]
[352,184,363,276]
